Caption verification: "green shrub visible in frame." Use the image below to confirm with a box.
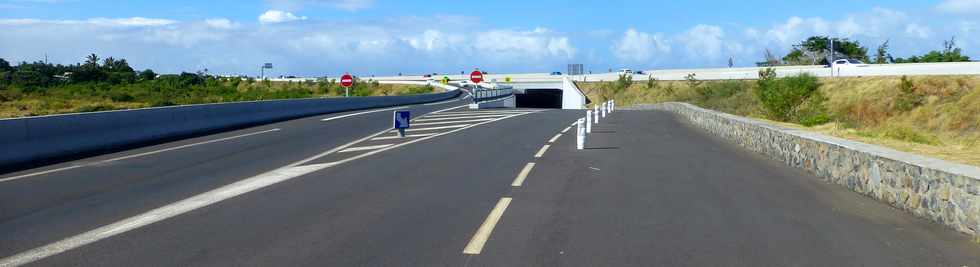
[755,68,820,120]
[646,75,657,89]
[895,76,923,111]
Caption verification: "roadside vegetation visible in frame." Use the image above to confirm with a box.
[578,73,980,166]
[0,55,436,118]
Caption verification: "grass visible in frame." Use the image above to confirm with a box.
[577,75,980,166]
[0,80,438,118]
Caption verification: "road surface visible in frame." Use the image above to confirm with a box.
[1,100,978,266]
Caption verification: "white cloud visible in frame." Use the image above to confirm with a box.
[611,28,669,63]
[0,17,176,27]
[204,18,236,29]
[905,23,932,39]
[474,28,576,60]
[265,0,373,12]
[937,0,980,14]
[678,24,727,59]
[258,10,307,24]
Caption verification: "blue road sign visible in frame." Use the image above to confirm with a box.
[393,110,410,129]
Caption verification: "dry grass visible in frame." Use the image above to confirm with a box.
[580,75,980,166]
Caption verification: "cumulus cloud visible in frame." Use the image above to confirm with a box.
[0,14,580,76]
[0,17,176,27]
[265,0,373,12]
[474,28,577,60]
[204,18,236,29]
[611,28,669,63]
[937,0,980,14]
[258,10,307,24]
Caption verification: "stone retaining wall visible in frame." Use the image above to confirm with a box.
[632,102,980,238]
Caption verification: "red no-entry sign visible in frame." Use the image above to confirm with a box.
[470,70,484,84]
[340,74,354,87]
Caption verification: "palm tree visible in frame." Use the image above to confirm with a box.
[85,53,99,67]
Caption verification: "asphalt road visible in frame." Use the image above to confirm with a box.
[2,104,979,266]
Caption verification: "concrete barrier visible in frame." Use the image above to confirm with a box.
[632,102,980,238]
[0,91,460,170]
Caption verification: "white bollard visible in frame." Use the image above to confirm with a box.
[586,110,592,133]
[610,99,615,112]
[576,118,586,150]
[594,104,600,124]
[601,102,607,118]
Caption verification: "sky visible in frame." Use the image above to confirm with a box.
[1,0,979,77]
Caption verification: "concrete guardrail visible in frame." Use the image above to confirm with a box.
[633,102,980,238]
[0,91,460,170]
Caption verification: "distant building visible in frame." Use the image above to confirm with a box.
[567,64,584,75]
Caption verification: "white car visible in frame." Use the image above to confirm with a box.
[618,68,634,75]
[831,59,868,68]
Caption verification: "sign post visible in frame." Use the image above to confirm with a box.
[470,70,484,84]
[393,110,411,137]
[340,73,354,97]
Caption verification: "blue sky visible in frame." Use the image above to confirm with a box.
[2,0,979,77]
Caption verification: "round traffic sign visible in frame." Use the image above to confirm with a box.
[340,74,354,87]
[470,70,484,84]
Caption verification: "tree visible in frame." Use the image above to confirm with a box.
[85,54,100,67]
[756,49,781,67]
[782,36,869,65]
[894,37,971,63]
[139,69,157,81]
[874,40,893,64]
[0,58,11,72]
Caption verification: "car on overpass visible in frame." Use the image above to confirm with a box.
[831,59,869,68]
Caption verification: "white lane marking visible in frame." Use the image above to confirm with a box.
[560,126,571,133]
[0,128,282,184]
[370,133,437,141]
[0,110,543,267]
[511,163,536,187]
[321,107,405,122]
[0,163,325,267]
[423,98,461,106]
[534,145,551,158]
[462,197,513,255]
[548,134,562,143]
[428,104,469,114]
[404,124,470,132]
[411,118,496,127]
[338,144,394,153]
[414,114,510,122]
[422,111,527,118]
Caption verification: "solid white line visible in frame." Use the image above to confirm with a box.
[411,118,495,126]
[414,114,510,122]
[511,163,536,187]
[404,124,470,132]
[0,109,542,267]
[428,104,469,114]
[338,144,394,153]
[548,134,562,143]
[370,133,437,141]
[463,197,513,255]
[422,111,527,118]
[0,128,282,184]
[534,145,551,158]
[560,126,571,133]
[423,98,460,106]
[321,107,404,122]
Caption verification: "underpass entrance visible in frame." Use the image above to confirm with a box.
[516,89,563,108]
